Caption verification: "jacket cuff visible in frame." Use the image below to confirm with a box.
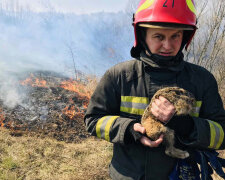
[177,117,210,149]
[115,118,135,144]
[124,120,142,144]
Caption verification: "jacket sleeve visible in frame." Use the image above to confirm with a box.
[84,69,135,144]
[180,72,225,150]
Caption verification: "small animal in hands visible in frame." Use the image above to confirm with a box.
[141,87,196,159]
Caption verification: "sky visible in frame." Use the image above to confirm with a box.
[0,0,130,14]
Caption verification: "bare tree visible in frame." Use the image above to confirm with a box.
[191,1,225,67]
[185,0,225,99]
[65,41,78,80]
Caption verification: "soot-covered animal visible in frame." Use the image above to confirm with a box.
[141,87,196,159]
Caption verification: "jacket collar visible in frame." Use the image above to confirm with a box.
[139,51,185,72]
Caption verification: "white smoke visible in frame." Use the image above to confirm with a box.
[0,8,134,108]
[0,76,27,108]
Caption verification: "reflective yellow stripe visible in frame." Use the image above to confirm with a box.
[208,120,224,149]
[196,101,202,107]
[191,112,199,117]
[215,122,224,149]
[96,116,107,139]
[120,96,149,115]
[190,101,202,117]
[120,106,145,116]
[104,116,119,141]
[186,0,196,15]
[121,96,149,104]
[136,0,155,14]
[96,116,119,141]
[208,121,216,148]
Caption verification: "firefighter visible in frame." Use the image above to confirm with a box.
[84,0,225,179]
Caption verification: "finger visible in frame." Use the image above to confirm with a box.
[140,137,162,147]
[156,97,175,113]
[140,135,163,147]
[154,98,167,111]
[159,96,175,111]
[133,123,146,134]
[158,134,164,140]
[152,98,175,122]
[151,104,166,122]
[151,102,160,116]
[152,100,169,116]
[159,96,170,104]
[152,134,164,146]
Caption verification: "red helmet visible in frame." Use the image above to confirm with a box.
[132,0,197,53]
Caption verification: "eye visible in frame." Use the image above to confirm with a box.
[172,33,181,40]
[153,35,164,41]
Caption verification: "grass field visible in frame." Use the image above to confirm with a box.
[0,128,112,180]
[1,127,225,180]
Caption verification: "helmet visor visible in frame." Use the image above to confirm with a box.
[138,22,194,31]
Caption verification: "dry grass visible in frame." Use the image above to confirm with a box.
[0,128,112,180]
[1,125,225,180]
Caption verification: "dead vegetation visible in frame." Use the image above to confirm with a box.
[0,71,94,143]
[0,72,113,180]
[0,128,112,180]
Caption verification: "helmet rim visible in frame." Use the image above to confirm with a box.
[138,22,195,31]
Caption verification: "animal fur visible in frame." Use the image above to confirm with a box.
[141,87,196,159]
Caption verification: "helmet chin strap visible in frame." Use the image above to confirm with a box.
[144,47,184,67]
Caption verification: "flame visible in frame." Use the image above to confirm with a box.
[82,101,89,109]
[20,74,47,87]
[60,79,91,99]
[0,108,16,130]
[1,74,95,134]
[60,79,91,111]
[0,108,5,127]
[62,104,84,119]
[20,75,92,121]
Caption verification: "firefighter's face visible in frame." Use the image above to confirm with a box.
[145,28,183,56]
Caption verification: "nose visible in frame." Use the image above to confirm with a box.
[162,39,172,50]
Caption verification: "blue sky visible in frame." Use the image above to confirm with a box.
[1,0,130,14]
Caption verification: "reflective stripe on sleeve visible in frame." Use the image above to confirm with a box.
[191,101,202,117]
[208,120,224,149]
[96,116,119,142]
[120,96,149,115]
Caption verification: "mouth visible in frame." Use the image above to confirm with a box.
[159,52,173,56]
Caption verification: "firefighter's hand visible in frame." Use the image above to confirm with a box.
[151,96,175,123]
[134,123,164,147]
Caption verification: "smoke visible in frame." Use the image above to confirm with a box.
[0,9,134,108]
[0,75,27,108]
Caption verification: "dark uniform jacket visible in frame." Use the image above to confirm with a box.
[84,54,225,180]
